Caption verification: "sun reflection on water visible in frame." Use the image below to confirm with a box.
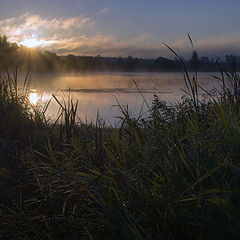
[29,89,40,104]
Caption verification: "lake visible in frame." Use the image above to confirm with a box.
[32,72,220,126]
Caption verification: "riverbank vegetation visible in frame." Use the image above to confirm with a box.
[0,45,240,239]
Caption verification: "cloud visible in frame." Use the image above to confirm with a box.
[53,34,164,58]
[196,34,240,55]
[0,13,95,46]
[0,13,240,58]
[0,13,163,57]
[168,34,240,58]
[99,7,110,15]
[152,34,240,59]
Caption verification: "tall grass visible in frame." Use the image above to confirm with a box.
[1,55,240,239]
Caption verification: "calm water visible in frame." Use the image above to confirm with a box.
[33,72,220,125]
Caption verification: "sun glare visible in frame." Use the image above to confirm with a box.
[20,38,56,48]
[29,90,40,104]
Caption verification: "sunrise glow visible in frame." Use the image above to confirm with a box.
[29,90,39,104]
[20,38,56,48]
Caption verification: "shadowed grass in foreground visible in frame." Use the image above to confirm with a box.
[0,61,240,239]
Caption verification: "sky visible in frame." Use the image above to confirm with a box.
[0,0,240,58]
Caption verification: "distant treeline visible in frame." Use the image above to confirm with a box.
[0,35,239,73]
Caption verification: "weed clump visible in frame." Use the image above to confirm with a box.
[1,59,240,239]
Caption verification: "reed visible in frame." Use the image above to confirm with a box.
[1,54,240,239]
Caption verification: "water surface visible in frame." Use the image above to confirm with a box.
[33,72,220,125]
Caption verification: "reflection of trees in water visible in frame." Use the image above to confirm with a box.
[128,79,133,88]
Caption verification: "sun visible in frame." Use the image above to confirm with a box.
[21,38,43,48]
[20,38,56,48]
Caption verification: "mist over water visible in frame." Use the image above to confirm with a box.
[31,72,220,125]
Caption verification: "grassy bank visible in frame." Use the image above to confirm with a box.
[0,63,240,239]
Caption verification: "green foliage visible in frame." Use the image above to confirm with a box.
[1,52,240,239]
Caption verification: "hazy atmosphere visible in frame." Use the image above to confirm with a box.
[1,1,240,239]
[1,0,240,58]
